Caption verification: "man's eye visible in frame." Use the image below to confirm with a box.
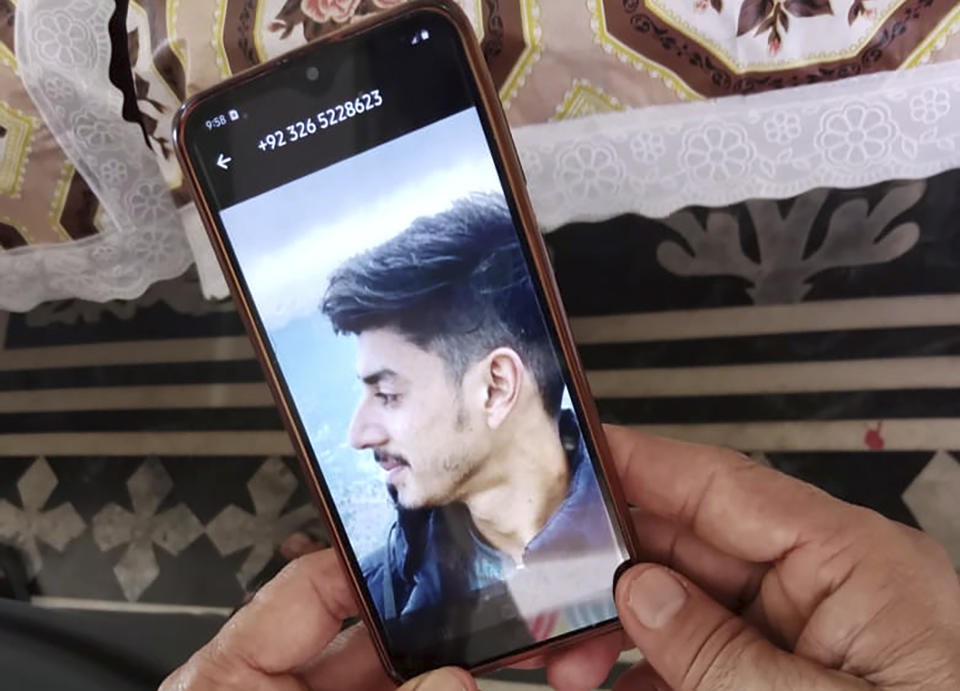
[375,392,400,405]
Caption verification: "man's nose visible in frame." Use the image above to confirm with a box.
[348,400,388,450]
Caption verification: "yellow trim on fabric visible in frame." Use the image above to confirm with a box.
[590,0,700,101]
[131,2,180,103]
[0,102,34,198]
[554,78,623,120]
[254,0,268,63]
[93,204,107,232]
[474,0,485,41]
[167,0,188,67]
[49,162,76,243]
[2,0,16,72]
[164,161,185,190]
[213,0,232,78]
[499,0,544,107]
[645,0,902,74]
[902,3,960,67]
[0,42,16,72]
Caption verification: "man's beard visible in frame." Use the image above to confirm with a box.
[387,483,400,505]
[383,451,478,510]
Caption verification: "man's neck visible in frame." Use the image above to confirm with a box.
[460,413,570,565]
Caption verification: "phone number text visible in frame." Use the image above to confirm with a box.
[256,89,384,152]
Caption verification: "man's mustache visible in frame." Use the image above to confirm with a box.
[373,450,409,467]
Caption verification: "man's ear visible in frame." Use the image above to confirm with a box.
[482,347,524,429]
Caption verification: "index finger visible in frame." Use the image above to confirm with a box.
[604,425,856,563]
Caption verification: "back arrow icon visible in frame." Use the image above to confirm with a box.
[216,153,232,170]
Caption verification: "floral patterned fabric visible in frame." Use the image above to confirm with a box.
[1,0,959,309]
[4,0,192,311]
[0,2,107,250]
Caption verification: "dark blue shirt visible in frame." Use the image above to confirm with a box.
[361,410,620,626]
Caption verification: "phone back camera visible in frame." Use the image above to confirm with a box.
[306,66,320,81]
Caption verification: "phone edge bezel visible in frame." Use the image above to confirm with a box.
[170,0,642,681]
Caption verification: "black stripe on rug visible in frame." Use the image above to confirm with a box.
[596,388,960,425]
[578,326,960,370]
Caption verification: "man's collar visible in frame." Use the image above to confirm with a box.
[466,409,603,563]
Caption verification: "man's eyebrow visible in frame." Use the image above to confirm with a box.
[360,369,397,386]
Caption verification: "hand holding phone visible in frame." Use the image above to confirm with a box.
[159,548,478,691]
[173,0,638,680]
[162,427,960,690]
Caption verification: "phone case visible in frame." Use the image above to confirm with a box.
[172,0,641,680]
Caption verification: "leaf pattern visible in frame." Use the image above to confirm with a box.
[848,0,869,23]
[735,0,831,55]
[133,73,164,111]
[779,9,790,30]
[269,0,303,39]
[783,0,833,17]
[127,27,139,65]
[737,0,775,35]
[755,13,776,34]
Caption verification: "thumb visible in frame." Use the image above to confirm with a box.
[614,564,868,691]
[397,666,477,691]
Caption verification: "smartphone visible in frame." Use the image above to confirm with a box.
[173,0,638,680]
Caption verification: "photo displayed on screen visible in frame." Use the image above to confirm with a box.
[217,107,628,654]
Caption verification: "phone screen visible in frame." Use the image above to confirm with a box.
[179,7,630,676]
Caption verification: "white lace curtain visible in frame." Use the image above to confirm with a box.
[5,0,960,310]
[516,62,960,228]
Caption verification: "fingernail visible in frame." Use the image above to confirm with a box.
[279,532,311,557]
[410,667,467,691]
[628,567,687,629]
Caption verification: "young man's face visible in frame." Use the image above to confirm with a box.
[347,328,487,509]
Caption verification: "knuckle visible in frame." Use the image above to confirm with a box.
[714,445,758,474]
[683,616,756,691]
[842,504,896,544]
[862,515,955,580]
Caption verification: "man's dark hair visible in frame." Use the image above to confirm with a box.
[321,192,563,418]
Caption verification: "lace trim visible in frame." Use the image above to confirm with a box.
[514,59,960,230]
[6,0,191,312]
[8,1,959,309]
